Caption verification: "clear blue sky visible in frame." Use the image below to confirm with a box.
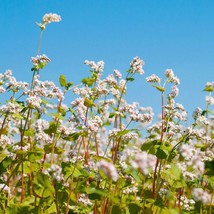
[0,0,214,120]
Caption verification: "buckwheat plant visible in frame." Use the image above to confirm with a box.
[0,13,213,214]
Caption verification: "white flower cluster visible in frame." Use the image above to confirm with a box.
[0,101,22,115]
[43,13,62,24]
[130,56,145,74]
[84,60,105,73]
[29,75,64,101]
[123,186,138,194]
[192,188,212,204]
[114,69,122,78]
[97,160,119,182]
[87,115,103,132]
[165,69,180,85]
[31,54,51,67]
[0,184,10,195]
[26,95,42,109]
[77,194,92,206]
[70,98,87,122]
[146,74,161,83]
[192,107,202,120]
[205,95,214,105]
[176,196,195,211]
[130,151,157,175]
[44,164,64,182]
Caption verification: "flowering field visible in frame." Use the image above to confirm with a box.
[0,13,213,214]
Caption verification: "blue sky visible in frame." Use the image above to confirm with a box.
[0,0,214,120]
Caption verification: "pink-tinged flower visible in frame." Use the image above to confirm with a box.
[165,69,174,79]
[130,56,145,74]
[84,60,104,73]
[192,188,211,204]
[43,13,61,24]
[146,74,161,83]
[31,54,51,68]
[97,160,119,182]
[114,69,122,78]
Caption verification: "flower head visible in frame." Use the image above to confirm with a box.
[130,57,145,74]
[43,13,62,24]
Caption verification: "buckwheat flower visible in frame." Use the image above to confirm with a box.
[34,119,49,132]
[192,107,202,120]
[78,194,93,206]
[146,74,161,83]
[84,60,104,73]
[130,56,145,74]
[44,164,64,182]
[130,152,157,175]
[165,69,174,79]
[169,85,179,98]
[176,196,195,211]
[97,160,119,182]
[0,86,5,93]
[26,95,41,109]
[119,79,127,92]
[196,115,209,126]
[106,74,117,86]
[31,54,51,69]
[87,115,103,132]
[171,76,180,85]
[4,69,12,78]
[0,184,10,195]
[34,131,52,146]
[205,95,214,105]
[114,69,122,78]
[43,13,61,24]
[192,188,211,204]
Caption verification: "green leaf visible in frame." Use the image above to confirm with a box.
[152,84,165,92]
[116,129,130,137]
[44,121,60,135]
[88,193,101,200]
[109,112,115,118]
[65,81,74,90]
[126,77,135,82]
[12,113,24,119]
[82,77,94,86]
[128,203,141,214]
[49,112,65,120]
[28,150,43,162]
[33,172,54,198]
[44,144,52,154]
[112,205,123,214]
[84,98,96,108]
[203,85,213,92]
[156,145,170,159]
[24,129,35,137]
[59,74,67,87]
[0,157,12,175]
[0,153,7,163]
[61,162,82,180]
[205,160,214,176]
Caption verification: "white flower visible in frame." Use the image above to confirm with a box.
[31,54,51,67]
[146,74,161,83]
[205,95,214,105]
[97,160,119,182]
[85,60,104,73]
[130,56,145,74]
[43,13,61,24]
[114,69,122,78]
[165,69,174,79]
[192,188,211,204]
